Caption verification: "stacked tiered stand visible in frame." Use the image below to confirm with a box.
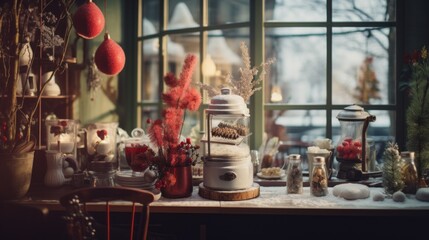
[198,88,259,201]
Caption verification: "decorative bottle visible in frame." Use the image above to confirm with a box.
[286,154,303,194]
[310,156,328,197]
[401,151,418,194]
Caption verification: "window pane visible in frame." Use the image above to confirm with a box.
[265,28,327,104]
[333,0,396,22]
[203,28,250,103]
[181,111,200,139]
[141,106,159,129]
[142,0,160,36]
[168,0,200,30]
[265,110,326,142]
[332,27,395,105]
[167,33,200,80]
[265,0,326,22]
[141,39,160,102]
[208,0,249,26]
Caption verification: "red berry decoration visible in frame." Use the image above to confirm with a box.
[94,33,126,75]
[97,129,107,140]
[337,139,364,160]
[73,0,105,39]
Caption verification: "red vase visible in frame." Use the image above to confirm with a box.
[161,165,193,198]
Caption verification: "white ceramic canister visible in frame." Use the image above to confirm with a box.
[203,155,253,190]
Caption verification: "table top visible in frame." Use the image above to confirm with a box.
[15,182,429,217]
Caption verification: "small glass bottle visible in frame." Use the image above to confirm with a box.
[310,156,329,197]
[401,151,418,194]
[250,150,260,176]
[286,154,303,194]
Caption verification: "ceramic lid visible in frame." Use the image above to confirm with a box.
[336,104,372,121]
[206,88,249,116]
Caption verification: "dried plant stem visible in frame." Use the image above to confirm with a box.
[25,0,74,144]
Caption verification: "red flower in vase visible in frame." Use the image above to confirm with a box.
[138,54,201,189]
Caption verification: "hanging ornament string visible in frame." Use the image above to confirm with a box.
[104,0,108,34]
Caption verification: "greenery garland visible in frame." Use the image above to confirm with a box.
[405,46,429,179]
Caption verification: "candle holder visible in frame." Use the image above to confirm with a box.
[45,119,79,174]
[85,122,118,187]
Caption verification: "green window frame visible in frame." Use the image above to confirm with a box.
[121,0,400,151]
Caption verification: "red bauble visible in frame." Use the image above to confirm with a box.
[73,0,105,39]
[95,33,126,75]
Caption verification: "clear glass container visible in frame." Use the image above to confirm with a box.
[124,137,151,176]
[86,122,119,179]
[286,154,303,194]
[250,150,260,176]
[335,105,376,179]
[203,88,251,161]
[90,170,116,187]
[310,156,329,197]
[401,151,418,194]
[45,119,78,171]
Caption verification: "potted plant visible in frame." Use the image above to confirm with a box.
[0,0,74,199]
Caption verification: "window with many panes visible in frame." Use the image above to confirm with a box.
[134,0,397,164]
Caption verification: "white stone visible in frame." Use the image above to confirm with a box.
[332,183,370,200]
[372,192,385,201]
[416,188,429,202]
[392,191,406,202]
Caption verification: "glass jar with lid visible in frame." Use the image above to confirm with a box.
[335,104,376,180]
[401,151,418,194]
[201,88,253,191]
[310,156,329,197]
[286,154,303,194]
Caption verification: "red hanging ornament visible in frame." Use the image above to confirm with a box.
[73,0,105,39]
[95,33,126,75]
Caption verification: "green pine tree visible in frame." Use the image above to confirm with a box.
[382,142,404,194]
[406,46,429,179]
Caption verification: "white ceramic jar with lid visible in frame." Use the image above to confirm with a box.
[202,88,253,190]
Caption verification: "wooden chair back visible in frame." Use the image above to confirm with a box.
[60,187,155,240]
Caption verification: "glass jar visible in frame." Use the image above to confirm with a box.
[335,105,376,180]
[90,170,116,187]
[401,151,418,194]
[286,154,303,194]
[250,150,260,176]
[85,122,119,185]
[310,156,329,197]
[45,119,78,165]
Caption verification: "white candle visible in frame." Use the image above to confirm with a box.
[96,139,111,155]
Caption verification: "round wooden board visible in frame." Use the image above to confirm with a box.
[198,183,260,201]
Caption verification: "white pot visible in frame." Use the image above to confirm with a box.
[203,156,253,191]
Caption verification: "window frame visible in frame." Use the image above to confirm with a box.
[121,0,402,150]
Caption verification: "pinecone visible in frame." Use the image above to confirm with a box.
[211,127,240,139]
[217,122,248,136]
